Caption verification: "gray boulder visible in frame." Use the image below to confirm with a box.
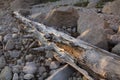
[44,6,79,28]
[77,12,108,50]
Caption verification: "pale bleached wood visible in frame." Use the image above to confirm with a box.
[13,11,120,80]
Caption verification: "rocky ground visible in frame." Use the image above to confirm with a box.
[0,0,120,80]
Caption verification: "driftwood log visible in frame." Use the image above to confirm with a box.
[13,11,120,80]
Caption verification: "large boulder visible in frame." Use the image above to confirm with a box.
[77,28,108,50]
[102,0,120,16]
[77,12,108,50]
[43,6,79,28]
[77,12,108,34]
[112,43,120,55]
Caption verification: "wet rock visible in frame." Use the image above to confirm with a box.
[0,66,12,80]
[50,61,60,70]
[23,62,37,74]
[44,6,79,28]
[0,56,6,69]
[13,73,19,80]
[9,50,21,58]
[112,43,120,55]
[24,74,34,80]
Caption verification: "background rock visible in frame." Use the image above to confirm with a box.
[44,6,79,29]
[102,0,120,16]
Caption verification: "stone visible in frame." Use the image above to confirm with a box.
[109,34,120,45]
[12,65,20,73]
[45,58,52,66]
[39,66,46,75]
[42,72,48,78]
[23,62,37,74]
[10,0,40,10]
[0,66,12,80]
[12,28,19,33]
[50,61,60,70]
[24,74,34,80]
[44,6,79,28]
[87,2,97,8]
[104,28,115,35]
[5,39,15,50]
[77,12,107,34]
[77,12,108,50]
[17,59,22,65]
[102,0,120,16]
[3,34,12,42]
[13,73,19,80]
[29,12,46,22]
[25,54,33,62]
[0,56,6,69]
[9,50,21,58]
[45,51,54,58]
[0,36,2,42]
[77,28,108,50]
[49,70,56,75]
[112,43,120,55]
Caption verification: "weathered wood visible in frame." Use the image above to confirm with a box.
[13,11,120,80]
